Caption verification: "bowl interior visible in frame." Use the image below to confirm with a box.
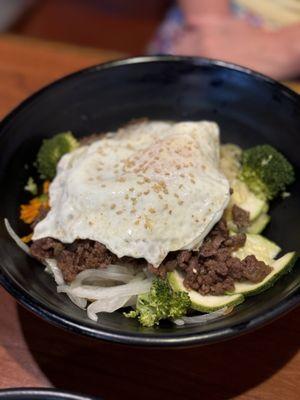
[0,57,300,346]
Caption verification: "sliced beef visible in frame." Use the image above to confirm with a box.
[30,238,117,282]
[241,255,272,283]
[56,239,117,282]
[232,204,250,230]
[153,217,271,295]
[31,237,64,260]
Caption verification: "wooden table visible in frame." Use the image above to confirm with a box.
[0,33,299,400]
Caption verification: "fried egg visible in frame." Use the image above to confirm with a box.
[33,121,230,266]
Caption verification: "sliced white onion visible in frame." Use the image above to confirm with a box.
[44,258,64,285]
[87,295,131,321]
[67,294,87,309]
[4,218,136,321]
[70,268,135,289]
[173,307,228,326]
[107,263,138,275]
[58,276,152,300]
[44,258,87,308]
[4,218,30,255]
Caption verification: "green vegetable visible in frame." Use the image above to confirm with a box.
[37,132,78,179]
[240,145,295,201]
[168,270,244,312]
[125,277,191,327]
[24,176,38,195]
[232,233,281,265]
[246,213,270,234]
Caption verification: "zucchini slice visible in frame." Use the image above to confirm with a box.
[247,213,270,234]
[229,179,267,221]
[168,270,244,312]
[228,252,297,296]
[233,233,281,264]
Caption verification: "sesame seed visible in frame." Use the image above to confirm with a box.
[131,208,137,214]
[168,210,172,215]
[111,204,116,209]
[174,193,179,199]
[116,210,123,215]
[149,208,156,214]
[179,184,183,189]
[180,174,185,178]
[191,179,196,184]
[178,201,184,205]
[143,190,150,195]
[144,216,152,230]
[125,194,129,200]
[129,187,134,192]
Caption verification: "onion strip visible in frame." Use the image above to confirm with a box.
[4,218,30,254]
[173,308,228,326]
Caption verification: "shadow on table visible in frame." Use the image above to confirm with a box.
[15,305,300,400]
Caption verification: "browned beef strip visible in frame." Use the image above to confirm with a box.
[152,217,271,295]
[241,255,272,283]
[30,238,117,282]
[232,204,250,230]
[30,237,64,260]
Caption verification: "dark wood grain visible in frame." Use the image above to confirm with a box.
[0,33,299,400]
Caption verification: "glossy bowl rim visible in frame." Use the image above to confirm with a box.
[0,387,97,399]
[0,55,300,347]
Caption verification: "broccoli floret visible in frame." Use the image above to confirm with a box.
[37,132,78,179]
[240,145,295,201]
[24,176,38,195]
[124,277,191,327]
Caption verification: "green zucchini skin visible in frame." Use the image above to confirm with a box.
[247,213,270,234]
[168,270,244,312]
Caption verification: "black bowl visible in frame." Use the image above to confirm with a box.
[0,56,299,347]
[0,388,98,400]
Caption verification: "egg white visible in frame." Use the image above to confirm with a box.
[33,121,230,266]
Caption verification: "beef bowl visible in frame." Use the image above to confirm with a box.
[0,56,299,347]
